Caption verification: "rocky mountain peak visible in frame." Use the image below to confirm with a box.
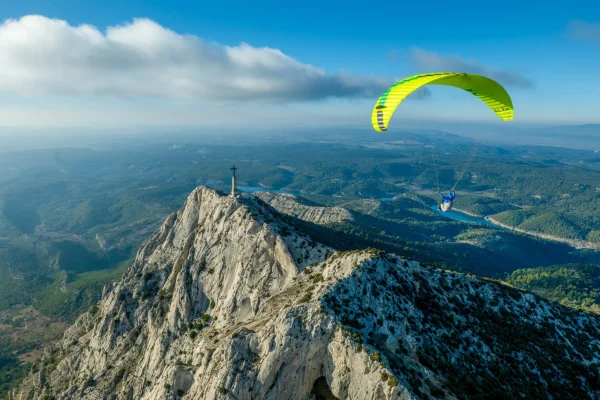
[11,186,600,400]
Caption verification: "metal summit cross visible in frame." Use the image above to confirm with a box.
[231,165,237,196]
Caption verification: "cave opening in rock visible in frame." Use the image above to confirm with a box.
[311,376,338,400]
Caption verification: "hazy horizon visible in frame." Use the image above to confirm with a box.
[1,120,599,153]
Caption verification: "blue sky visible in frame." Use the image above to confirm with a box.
[0,0,599,129]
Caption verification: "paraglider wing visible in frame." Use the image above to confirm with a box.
[372,72,514,132]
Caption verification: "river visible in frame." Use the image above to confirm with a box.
[234,186,589,247]
[236,186,497,228]
[379,195,498,227]
[428,205,504,228]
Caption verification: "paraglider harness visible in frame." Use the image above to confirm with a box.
[438,189,456,212]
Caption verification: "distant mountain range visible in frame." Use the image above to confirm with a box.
[1,123,598,152]
[401,123,600,149]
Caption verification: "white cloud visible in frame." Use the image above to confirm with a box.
[0,15,391,101]
[407,48,534,88]
[567,20,600,42]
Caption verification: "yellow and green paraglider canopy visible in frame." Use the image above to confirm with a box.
[372,72,514,132]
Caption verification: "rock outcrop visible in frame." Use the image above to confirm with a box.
[11,187,600,400]
[254,192,353,225]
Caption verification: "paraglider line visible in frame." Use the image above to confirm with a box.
[431,151,441,193]
[452,141,479,191]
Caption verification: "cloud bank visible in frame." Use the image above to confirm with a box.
[0,15,391,101]
[407,48,534,88]
[567,20,600,42]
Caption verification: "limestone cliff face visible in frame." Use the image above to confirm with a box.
[254,192,353,225]
[11,187,600,400]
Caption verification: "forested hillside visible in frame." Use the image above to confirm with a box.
[1,132,600,396]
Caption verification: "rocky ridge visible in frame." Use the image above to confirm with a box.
[11,187,600,400]
[254,192,353,225]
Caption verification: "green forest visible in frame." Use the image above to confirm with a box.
[1,131,600,396]
[507,264,600,312]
